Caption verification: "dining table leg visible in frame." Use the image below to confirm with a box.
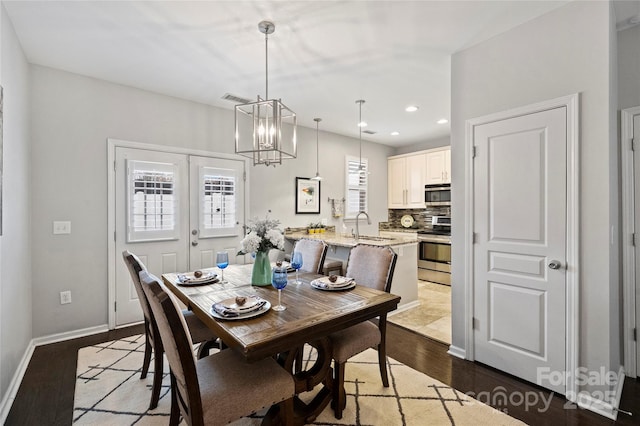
[263,337,334,426]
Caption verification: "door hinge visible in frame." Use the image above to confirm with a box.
[243,171,246,182]
[472,146,477,158]
[472,232,478,244]
[113,161,116,172]
[473,317,479,330]
[114,301,117,312]
[631,138,635,152]
[633,327,637,342]
[114,231,116,242]
[632,233,636,247]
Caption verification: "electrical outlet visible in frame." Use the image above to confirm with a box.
[53,221,71,235]
[60,290,72,305]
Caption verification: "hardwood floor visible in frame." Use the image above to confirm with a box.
[6,322,639,425]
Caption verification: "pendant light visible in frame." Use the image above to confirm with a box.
[356,100,366,175]
[235,21,297,167]
[311,118,323,181]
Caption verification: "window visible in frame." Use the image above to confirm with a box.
[200,167,237,237]
[127,160,180,242]
[345,156,368,218]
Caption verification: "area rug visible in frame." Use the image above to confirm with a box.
[73,334,526,425]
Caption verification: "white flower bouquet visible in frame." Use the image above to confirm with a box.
[237,217,285,255]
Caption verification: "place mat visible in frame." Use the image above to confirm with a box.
[73,335,528,425]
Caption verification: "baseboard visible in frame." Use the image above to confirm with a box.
[31,324,109,346]
[0,324,109,424]
[575,366,625,420]
[0,341,36,424]
[388,300,421,316]
[447,345,466,359]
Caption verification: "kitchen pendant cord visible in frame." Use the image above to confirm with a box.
[357,100,365,171]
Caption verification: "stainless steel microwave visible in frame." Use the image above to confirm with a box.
[425,184,451,206]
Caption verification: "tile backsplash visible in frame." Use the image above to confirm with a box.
[380,207,451,231]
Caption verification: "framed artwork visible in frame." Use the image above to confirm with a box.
[295,177,320,214]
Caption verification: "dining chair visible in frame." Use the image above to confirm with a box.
[292,238,328,273]
[328,243,398,419]
[139,270,295,426]
[122,250,219,409]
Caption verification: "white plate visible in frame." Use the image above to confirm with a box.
[210,301,271,320]
[311,277,356,291]
[400,215,414,228]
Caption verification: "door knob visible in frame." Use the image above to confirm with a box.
[548,260,562,270]
[191,241,198,246]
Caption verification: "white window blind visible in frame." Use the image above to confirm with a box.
[127,160,180,242]
[345,156,368,218]
[199,167,238,238]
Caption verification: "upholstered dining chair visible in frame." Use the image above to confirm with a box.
[292,238,328,273]
[122,250,219,409]
[328,244,398,419]
[139,270,295,426]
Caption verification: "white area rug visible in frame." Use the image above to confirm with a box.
[73,334,526,425]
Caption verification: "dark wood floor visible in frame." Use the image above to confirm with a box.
[5,323,639,425]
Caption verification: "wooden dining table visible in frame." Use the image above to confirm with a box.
[162,263,400,425]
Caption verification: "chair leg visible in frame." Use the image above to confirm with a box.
[377,343,389,387]
[278,397,295,426]
[149,347,163,409]
[333,361,346,419]
[293,344,304,374]
[169,373,180,426]
[141,320,152,379]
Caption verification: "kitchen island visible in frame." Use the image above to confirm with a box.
[284,231,419,311]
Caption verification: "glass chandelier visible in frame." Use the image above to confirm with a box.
[235,21,297,167]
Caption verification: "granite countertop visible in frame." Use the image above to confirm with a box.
[284,231,418,248]
[378,227,424,233]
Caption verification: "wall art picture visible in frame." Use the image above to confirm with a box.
[295,177,320,214]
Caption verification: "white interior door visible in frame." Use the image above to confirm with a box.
[114,148,246,326]
[473,107,567,394]
[115,148,189,325]
[189,156,245,270]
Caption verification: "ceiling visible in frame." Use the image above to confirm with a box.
[4,1,639,147]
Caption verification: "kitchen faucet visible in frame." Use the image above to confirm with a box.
[354,211,371,240]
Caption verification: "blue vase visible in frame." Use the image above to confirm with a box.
[252,250,272,286]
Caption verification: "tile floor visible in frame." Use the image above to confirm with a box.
[388,280,452,345]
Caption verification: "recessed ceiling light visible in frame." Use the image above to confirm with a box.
[437,118,449,124]
[358,121,368,128]
[391,131,400,136]
[405,106,419,112]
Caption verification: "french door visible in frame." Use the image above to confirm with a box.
[114,147,245,326]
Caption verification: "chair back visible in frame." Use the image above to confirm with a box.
[293,239,328,274]
[122,250,153,322]
[139,270,202,424]
[345,244,398,293]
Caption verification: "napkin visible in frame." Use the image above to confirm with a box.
[212,298,267,317]
[177,273,218,285]
[310,276,355,289]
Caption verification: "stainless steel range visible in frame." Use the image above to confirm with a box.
[418,216,451,285]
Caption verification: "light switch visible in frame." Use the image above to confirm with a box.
[53,221,71,235]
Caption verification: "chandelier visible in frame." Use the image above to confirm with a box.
[235,21,297,167]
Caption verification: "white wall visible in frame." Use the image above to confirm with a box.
[393,135,450,156]
[29,65,392,337]
[617,24,640,110]
[451,0,617,395]
[0,4,32,403]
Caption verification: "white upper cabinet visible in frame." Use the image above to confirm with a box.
[425,148,451,184]
[388,153,426,209]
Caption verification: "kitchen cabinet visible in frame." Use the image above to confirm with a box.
[425,148,451,184]
[388,153,426,209]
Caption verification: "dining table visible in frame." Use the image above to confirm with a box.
[162,263,401,425]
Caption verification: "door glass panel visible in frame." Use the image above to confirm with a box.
[199,166,239,238]
[127,160,180,242]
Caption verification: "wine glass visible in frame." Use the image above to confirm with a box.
[291,251,304,285]
[216,252,229,283]
[271,267,288,311]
